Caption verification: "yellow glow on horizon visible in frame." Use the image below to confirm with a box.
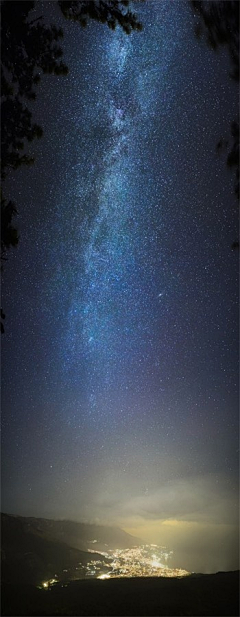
[124,518,202,542]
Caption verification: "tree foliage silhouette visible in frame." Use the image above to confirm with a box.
[58,0,143,34]
[1,0,69,278]
[1,196,19,259]
[190,1,239,204]
[1,1,142,253]
[1,0,68,182]
[1,0,142,186]
[1,0,142,330]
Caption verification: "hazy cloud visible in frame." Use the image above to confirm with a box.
[94,472,238,527]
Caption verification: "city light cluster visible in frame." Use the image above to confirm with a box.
[42,578,58,588]
[41,544,190,588]
[89,545,190,579]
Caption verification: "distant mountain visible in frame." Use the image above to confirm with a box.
[1,512,141,552]
[1,513,102,585]
[1,513,141,586]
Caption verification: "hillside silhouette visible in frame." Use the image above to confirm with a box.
[1,513,239,616]
[2,572,239,616]
[1,512,140,585]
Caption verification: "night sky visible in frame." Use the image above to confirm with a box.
[1,0,239,574]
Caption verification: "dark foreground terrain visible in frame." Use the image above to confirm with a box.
[2,571,239,616]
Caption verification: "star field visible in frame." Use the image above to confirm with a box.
[1,1,239,573]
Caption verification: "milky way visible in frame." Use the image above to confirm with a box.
[63,6,182,406]
[1,0,239,573]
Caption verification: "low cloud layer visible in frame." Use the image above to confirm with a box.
[125,519,239,573]
[93,472,238,527]
[90,472,239,573]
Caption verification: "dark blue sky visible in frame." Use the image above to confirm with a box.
[1,0,239,573]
